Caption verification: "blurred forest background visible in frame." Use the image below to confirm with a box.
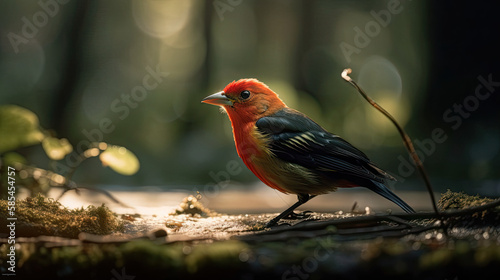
[0,0,499,197]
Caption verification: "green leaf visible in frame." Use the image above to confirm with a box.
[2,152,27,168]
[0,105,45,153]
[99,145,140,175]
[42,137,73,160]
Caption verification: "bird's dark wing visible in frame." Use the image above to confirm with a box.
[256,108,393,183]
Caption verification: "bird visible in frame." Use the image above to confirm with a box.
[202,78,415,227]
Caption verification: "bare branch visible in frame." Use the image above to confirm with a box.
[341,69,440,217]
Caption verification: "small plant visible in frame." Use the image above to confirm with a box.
[0,194,123,238]
[0,105,140,200]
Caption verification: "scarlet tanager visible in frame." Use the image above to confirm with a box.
[202,79,415,227]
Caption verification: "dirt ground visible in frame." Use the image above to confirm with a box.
[1,189,499,279]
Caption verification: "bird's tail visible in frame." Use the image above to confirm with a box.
[367,180,415,213]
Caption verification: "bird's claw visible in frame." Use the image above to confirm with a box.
[264,211,313,228]
[283,210,313,220]
[264,219,279,228]
[265,220,292,228]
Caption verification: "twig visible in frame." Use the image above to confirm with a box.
[15,163,133,209]
[341,68,440,217]
[56,185,135,209]
[5,198,499,246]
[254,197,500,236]
[236,197,500,243]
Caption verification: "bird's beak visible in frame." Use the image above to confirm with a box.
[201,91,233,106]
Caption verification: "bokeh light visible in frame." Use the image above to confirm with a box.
[0,0,498,196]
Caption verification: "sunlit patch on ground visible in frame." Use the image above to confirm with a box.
[1,190,499,279]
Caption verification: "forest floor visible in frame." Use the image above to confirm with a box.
[1,189,499,280]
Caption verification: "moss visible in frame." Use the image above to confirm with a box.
[1,192,499,278]
[184,240,248,274]
[419,247,454,269]
[437,190,500,226]
[438,190,497,211]
[1,239,249,279]
[172,195,217,217]
[1,231,500,279]
[118,239,185,275]
[0,194,123,238]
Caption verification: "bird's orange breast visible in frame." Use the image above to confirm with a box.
[232,124,331,195]
[231,124,289,193]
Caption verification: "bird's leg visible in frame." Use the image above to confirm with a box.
[265,194,316,228]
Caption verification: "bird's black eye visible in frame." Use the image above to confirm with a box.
[240,90,251,100]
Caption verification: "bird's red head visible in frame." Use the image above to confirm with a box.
[202,79,286,124]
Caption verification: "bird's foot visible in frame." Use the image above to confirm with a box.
[264,218,281,228]
[282,210,313,220]
[265,211,313,228]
